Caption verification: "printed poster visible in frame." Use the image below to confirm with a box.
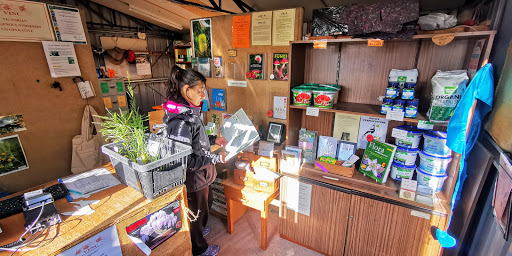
[332,113,360,144]
[273,96,287,120]
[213,57,223,78]
[0,134,29,177]
[42,41,81,77]
[211,88,226,111]
[232,15,250,48]
[247,54,264,80]
[272,8,295,46]
[0,114,26,135]
[47,4,87,44]
[357,116,389,149]
[58,226,122,256]
[0,0,54,42]
[126,200,182,254]
[191,18,212,58]
[270,53,289,80]
[251,11,272,46]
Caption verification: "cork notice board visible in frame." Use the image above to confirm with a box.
[200,8,303,136]
[0,8,105,192]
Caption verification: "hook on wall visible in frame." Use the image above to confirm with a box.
[51,81,62,91]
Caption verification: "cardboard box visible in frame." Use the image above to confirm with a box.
[148,110,165,134]
[234,169,255,187]
[237,151,254,162]
[252,155,277,172]
[314,159,355,177]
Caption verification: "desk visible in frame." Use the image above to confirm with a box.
[0,165,192,256]
[221,178,279,250]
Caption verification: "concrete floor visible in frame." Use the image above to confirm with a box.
[205,209,323,256]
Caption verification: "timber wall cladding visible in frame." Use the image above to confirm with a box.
[202,8,303,132]
[0,10,104,192]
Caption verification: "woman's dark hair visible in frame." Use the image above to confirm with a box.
[166,66,206,99]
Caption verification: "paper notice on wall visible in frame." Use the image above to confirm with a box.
[47,5,87,44]
[42,41,81,77]
[58,226,122,256]
[232,15,251,48]
[0,0,54,42]
[273,96,287,120]
[135,54,152,76]
[272,8,295,46]
[285,178,312,216]
[251,11,272,46]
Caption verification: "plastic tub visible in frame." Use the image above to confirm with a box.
[416,167,447,192]
[418,150,452,175]
[393,147,419,166]
[319,84,341,103]
[292,86,313,106]
[313,88,337,108]
[394,125,423,149]
[390,162,416,181]
[423,131,452,156]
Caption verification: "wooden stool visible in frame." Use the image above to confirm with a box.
[221,178,279,250]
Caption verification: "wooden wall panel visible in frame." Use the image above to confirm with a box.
[304,44,339,85]
[337,41,419,105]
[280,176,351,255]
[203,8,303,133]
[301,111,334,137]
[0,10,105,192]
[346,195,445,256]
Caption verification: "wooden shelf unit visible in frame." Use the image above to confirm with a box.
[290,102,429,123]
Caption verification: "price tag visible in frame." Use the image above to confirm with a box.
[392,128,409,140]
[386,110,404,121]
[417,120,435,130]
[313,40,327,49]
[306,107,319,117]
[24,189,43,200]
[432,34,455,46]
[368,39,384,47]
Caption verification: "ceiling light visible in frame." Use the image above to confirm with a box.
[129,5,183,30]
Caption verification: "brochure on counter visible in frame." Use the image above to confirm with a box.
[220,108,260,160]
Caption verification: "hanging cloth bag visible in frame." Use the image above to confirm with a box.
[71,105,108,173]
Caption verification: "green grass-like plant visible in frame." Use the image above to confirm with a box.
[95,74,156,164]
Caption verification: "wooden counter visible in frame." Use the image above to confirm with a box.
[0,165,192,256]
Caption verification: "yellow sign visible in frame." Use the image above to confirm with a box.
[368,39,384,47]
[0,0,54,42]
[117,95,127,107]
[313,40,327,49]
[432,34,455,46]
[103,97,112,109]
[228,49,237,57]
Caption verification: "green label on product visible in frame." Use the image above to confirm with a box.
[100,82,109,94]
[116,82,124,92]
[444,86,457,94]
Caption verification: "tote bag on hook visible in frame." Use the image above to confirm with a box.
[71,105,109,173]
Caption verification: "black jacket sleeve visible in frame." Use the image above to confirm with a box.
[166,119,221,172]
[208,135,217,146]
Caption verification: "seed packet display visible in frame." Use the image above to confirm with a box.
[270,53,289,80]
[247,54,265,80]
[298,129,318,163]
[126,199,182,251]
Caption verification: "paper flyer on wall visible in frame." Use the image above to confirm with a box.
[58,226,122,256]
[126,199,183,255]
[220,108,260,160]
[357,116,389,149]
[42,41,81,77]
[47,5,87,44]
[332,113,360,144]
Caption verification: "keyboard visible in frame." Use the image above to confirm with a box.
[0,183,69,219]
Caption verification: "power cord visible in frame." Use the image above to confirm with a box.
[0,202,46,252]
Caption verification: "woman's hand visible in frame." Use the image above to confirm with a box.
[215,137,227,147]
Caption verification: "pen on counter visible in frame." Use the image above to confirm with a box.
[67,189,83,195]
[57,178,73,202]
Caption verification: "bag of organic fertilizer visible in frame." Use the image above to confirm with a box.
[427,70,469,122]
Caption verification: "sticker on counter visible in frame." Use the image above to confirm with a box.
[410,210,431,220]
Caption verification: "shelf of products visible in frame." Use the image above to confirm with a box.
[289,102,430,123]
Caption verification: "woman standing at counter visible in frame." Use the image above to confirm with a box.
[163,66,227,256]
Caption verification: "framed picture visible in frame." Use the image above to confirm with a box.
[191,18,212,59]
[0,134,29,176]
[266,122,285,144]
